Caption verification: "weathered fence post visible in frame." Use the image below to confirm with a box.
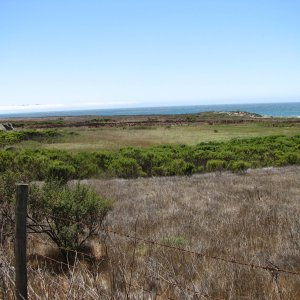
[15,184,28,300]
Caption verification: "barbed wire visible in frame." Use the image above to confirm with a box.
[29,252,71,268]
[28,258,180,300]
[28,253,214,300]
[27,232,217,299]
[27,247,196,300]
[26,214,300,277]
[107,229,300,276]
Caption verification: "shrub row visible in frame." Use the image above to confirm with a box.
[0,129,61,146]
[0,135,299,181]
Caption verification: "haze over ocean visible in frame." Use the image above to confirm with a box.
[0,102,299,118]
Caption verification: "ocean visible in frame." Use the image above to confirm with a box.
[0,102,300,118]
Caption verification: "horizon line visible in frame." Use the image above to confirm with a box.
[0,100,299,116]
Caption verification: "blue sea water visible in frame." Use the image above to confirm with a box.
[1,102,300,118]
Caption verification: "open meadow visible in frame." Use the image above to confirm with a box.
[0,114,300,299]
[36,123,300,152]
[4,113,300,151]
[1,166,300,299]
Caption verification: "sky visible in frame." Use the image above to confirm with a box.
[0,0,300,112]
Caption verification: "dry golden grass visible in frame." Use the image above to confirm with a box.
[1,166,300,299]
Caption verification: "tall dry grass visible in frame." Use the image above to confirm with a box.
[1,166,300,299]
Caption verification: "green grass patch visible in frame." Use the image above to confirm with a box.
[24,123,300,152]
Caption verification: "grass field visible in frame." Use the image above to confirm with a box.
[15,122,300,151]
[1,166,300,299]
[3,112,300,151]
[1,114,300,299]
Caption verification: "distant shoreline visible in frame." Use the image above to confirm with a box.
[0,102,299,119]
[1,111,299,131]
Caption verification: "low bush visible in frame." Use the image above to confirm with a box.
[206,159,226,172]
[46,161,76,184]
[109,157,144,178]
[165,159,195,176]
[229,160,251,173]
[0,171,26,245]
[0,135,299,180]
[0,129,61,147]
[29,181,113,259]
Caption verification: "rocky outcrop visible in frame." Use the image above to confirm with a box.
[0,123,14,131]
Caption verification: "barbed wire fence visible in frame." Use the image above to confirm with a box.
[27,212,300,276]
[4,184,300,299]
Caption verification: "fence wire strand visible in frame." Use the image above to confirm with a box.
[26,214,300,277]
[26,226,217,299]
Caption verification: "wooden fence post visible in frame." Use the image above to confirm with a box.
[15,184,28,300]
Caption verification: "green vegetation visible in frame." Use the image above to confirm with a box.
[0,115,299,296]
[46,160,76,184]
[0,170,31,246]
[206,159,226,172]
[29,181,112,258]
[3,122,299,151]
[40,123,300,151]
[0,118,300,180]
[230,160,251,173]
[0,129,61,147]
[0,135,299,180]
[0,166,112,259]
[162,235,187,247]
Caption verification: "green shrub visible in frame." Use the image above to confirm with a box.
[230,160,251,173]
[206,159,226,172]
[197,165,204,173]
[93,150,113,170]
[0,171,26,244]
[165,159,195,176]
[109,157,144,178]
[0,151,14,172]
[285,153,300,164]
[29,181,113,259]
[139,152,156,176]
[152,166,167,176]
[46,161,76,184]
[0,129,61,147]
[0,170,29,202]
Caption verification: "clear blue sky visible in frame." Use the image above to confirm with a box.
[0,0,300,112]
